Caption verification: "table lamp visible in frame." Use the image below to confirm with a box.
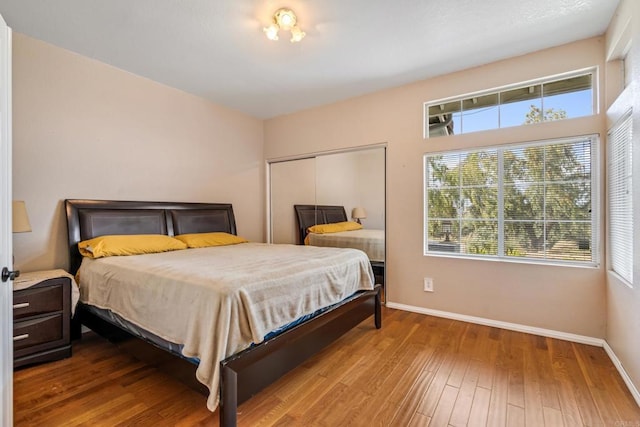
[351,207,367,224]
[2,201,31,282]
[13,200,32,233]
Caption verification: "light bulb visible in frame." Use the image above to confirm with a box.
[280,13,293,28]
[275,9,296,31]
[264,24,279,41]
[290,26,306,43]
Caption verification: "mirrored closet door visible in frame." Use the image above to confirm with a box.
[269,146,386,295]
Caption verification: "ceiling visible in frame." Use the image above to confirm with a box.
[0,0,620,119]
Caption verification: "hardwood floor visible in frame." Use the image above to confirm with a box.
[13,307,640,426]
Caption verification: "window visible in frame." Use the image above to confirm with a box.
[425,71,595,138]
[424,136,598,265]
[608,110,633,284]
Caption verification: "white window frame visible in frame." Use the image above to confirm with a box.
[423,68,597,138]
[423,135,600,267]
[607,109,633,286]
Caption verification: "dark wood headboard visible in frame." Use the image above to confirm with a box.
[293,205,348,245]
[65,199,237,274]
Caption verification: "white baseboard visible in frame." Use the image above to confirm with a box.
[385,302,603,346]
[603,341,640,407]
[385,302,640,407]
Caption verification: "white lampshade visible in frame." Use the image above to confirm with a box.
[12,200,32,233]
[351,207,367,220]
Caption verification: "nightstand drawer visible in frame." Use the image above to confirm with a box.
[13,274,72,368]
[13,284,64,320]
[13,313,63,351]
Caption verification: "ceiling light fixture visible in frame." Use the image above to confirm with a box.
[264,8,305,43]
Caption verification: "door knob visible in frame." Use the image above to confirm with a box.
[1,267,19,282]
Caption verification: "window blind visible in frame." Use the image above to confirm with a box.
[608,110,633,284]
[424,136,598,265]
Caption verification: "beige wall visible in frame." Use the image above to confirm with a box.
[270,157,316,244]
[352,148,385,230]
[316,149,385,230]
[605,0,640,400]
[265,37,608,338]
[11,33,264,272]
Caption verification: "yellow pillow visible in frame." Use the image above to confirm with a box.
[78,234,187,259]
[307,221,362,234]
[175,232,248,248]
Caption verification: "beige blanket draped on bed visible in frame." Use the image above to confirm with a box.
[307,229,385,262]
[77,243,374,411]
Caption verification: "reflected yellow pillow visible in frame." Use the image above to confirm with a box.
[78,234,187,259]
[175,232,248,248]
[307,221,362,234]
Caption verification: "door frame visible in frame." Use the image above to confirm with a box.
[0,13,13,427]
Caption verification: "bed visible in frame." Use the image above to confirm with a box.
[65,199,381,426]
[294,204,385,286]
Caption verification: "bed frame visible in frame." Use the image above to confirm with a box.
[65,199,381,426]
[294,204,349,245]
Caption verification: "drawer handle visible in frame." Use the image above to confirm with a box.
[13,302,30,309]
[13,334,29,342]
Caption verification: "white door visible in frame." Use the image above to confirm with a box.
[0,12,13,427]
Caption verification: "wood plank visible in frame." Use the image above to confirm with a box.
[416,348,458,417]
[449,359,480,426]
[467,386,491,427]
[507,353,525,408]
[408,413,430,427]
[506,404,525,427]
[90,401,150,426]
[409,319,468,422]
[474,326,498,390]
[236,394,284,426]
[560,342,606,426]
[459,323,481,357]
[447,354,471,388]
[573,342,631,425]
[428,384,459,426]
[543,406,565,427]
[295,382,352,425]
[370,400,402,426]
[390,369,436,425]
[486,366,509,427]
[13,308,640,426]
[326,388,372,426]
[167,402,218,427]
[345,319,419,392]
[271,373,327,421]
[534,336,562,410]
[362,342,437,424]
[523,339,546,427]
[548,339,584,427]
[598,362,640,422]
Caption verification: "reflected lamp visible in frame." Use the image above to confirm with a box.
[351,207,367,224]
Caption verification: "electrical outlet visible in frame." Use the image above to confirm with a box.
[423,277,434,292]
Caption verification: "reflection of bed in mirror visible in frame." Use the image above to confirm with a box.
[294,204,385,287]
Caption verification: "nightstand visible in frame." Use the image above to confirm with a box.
[13,275,72,368]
